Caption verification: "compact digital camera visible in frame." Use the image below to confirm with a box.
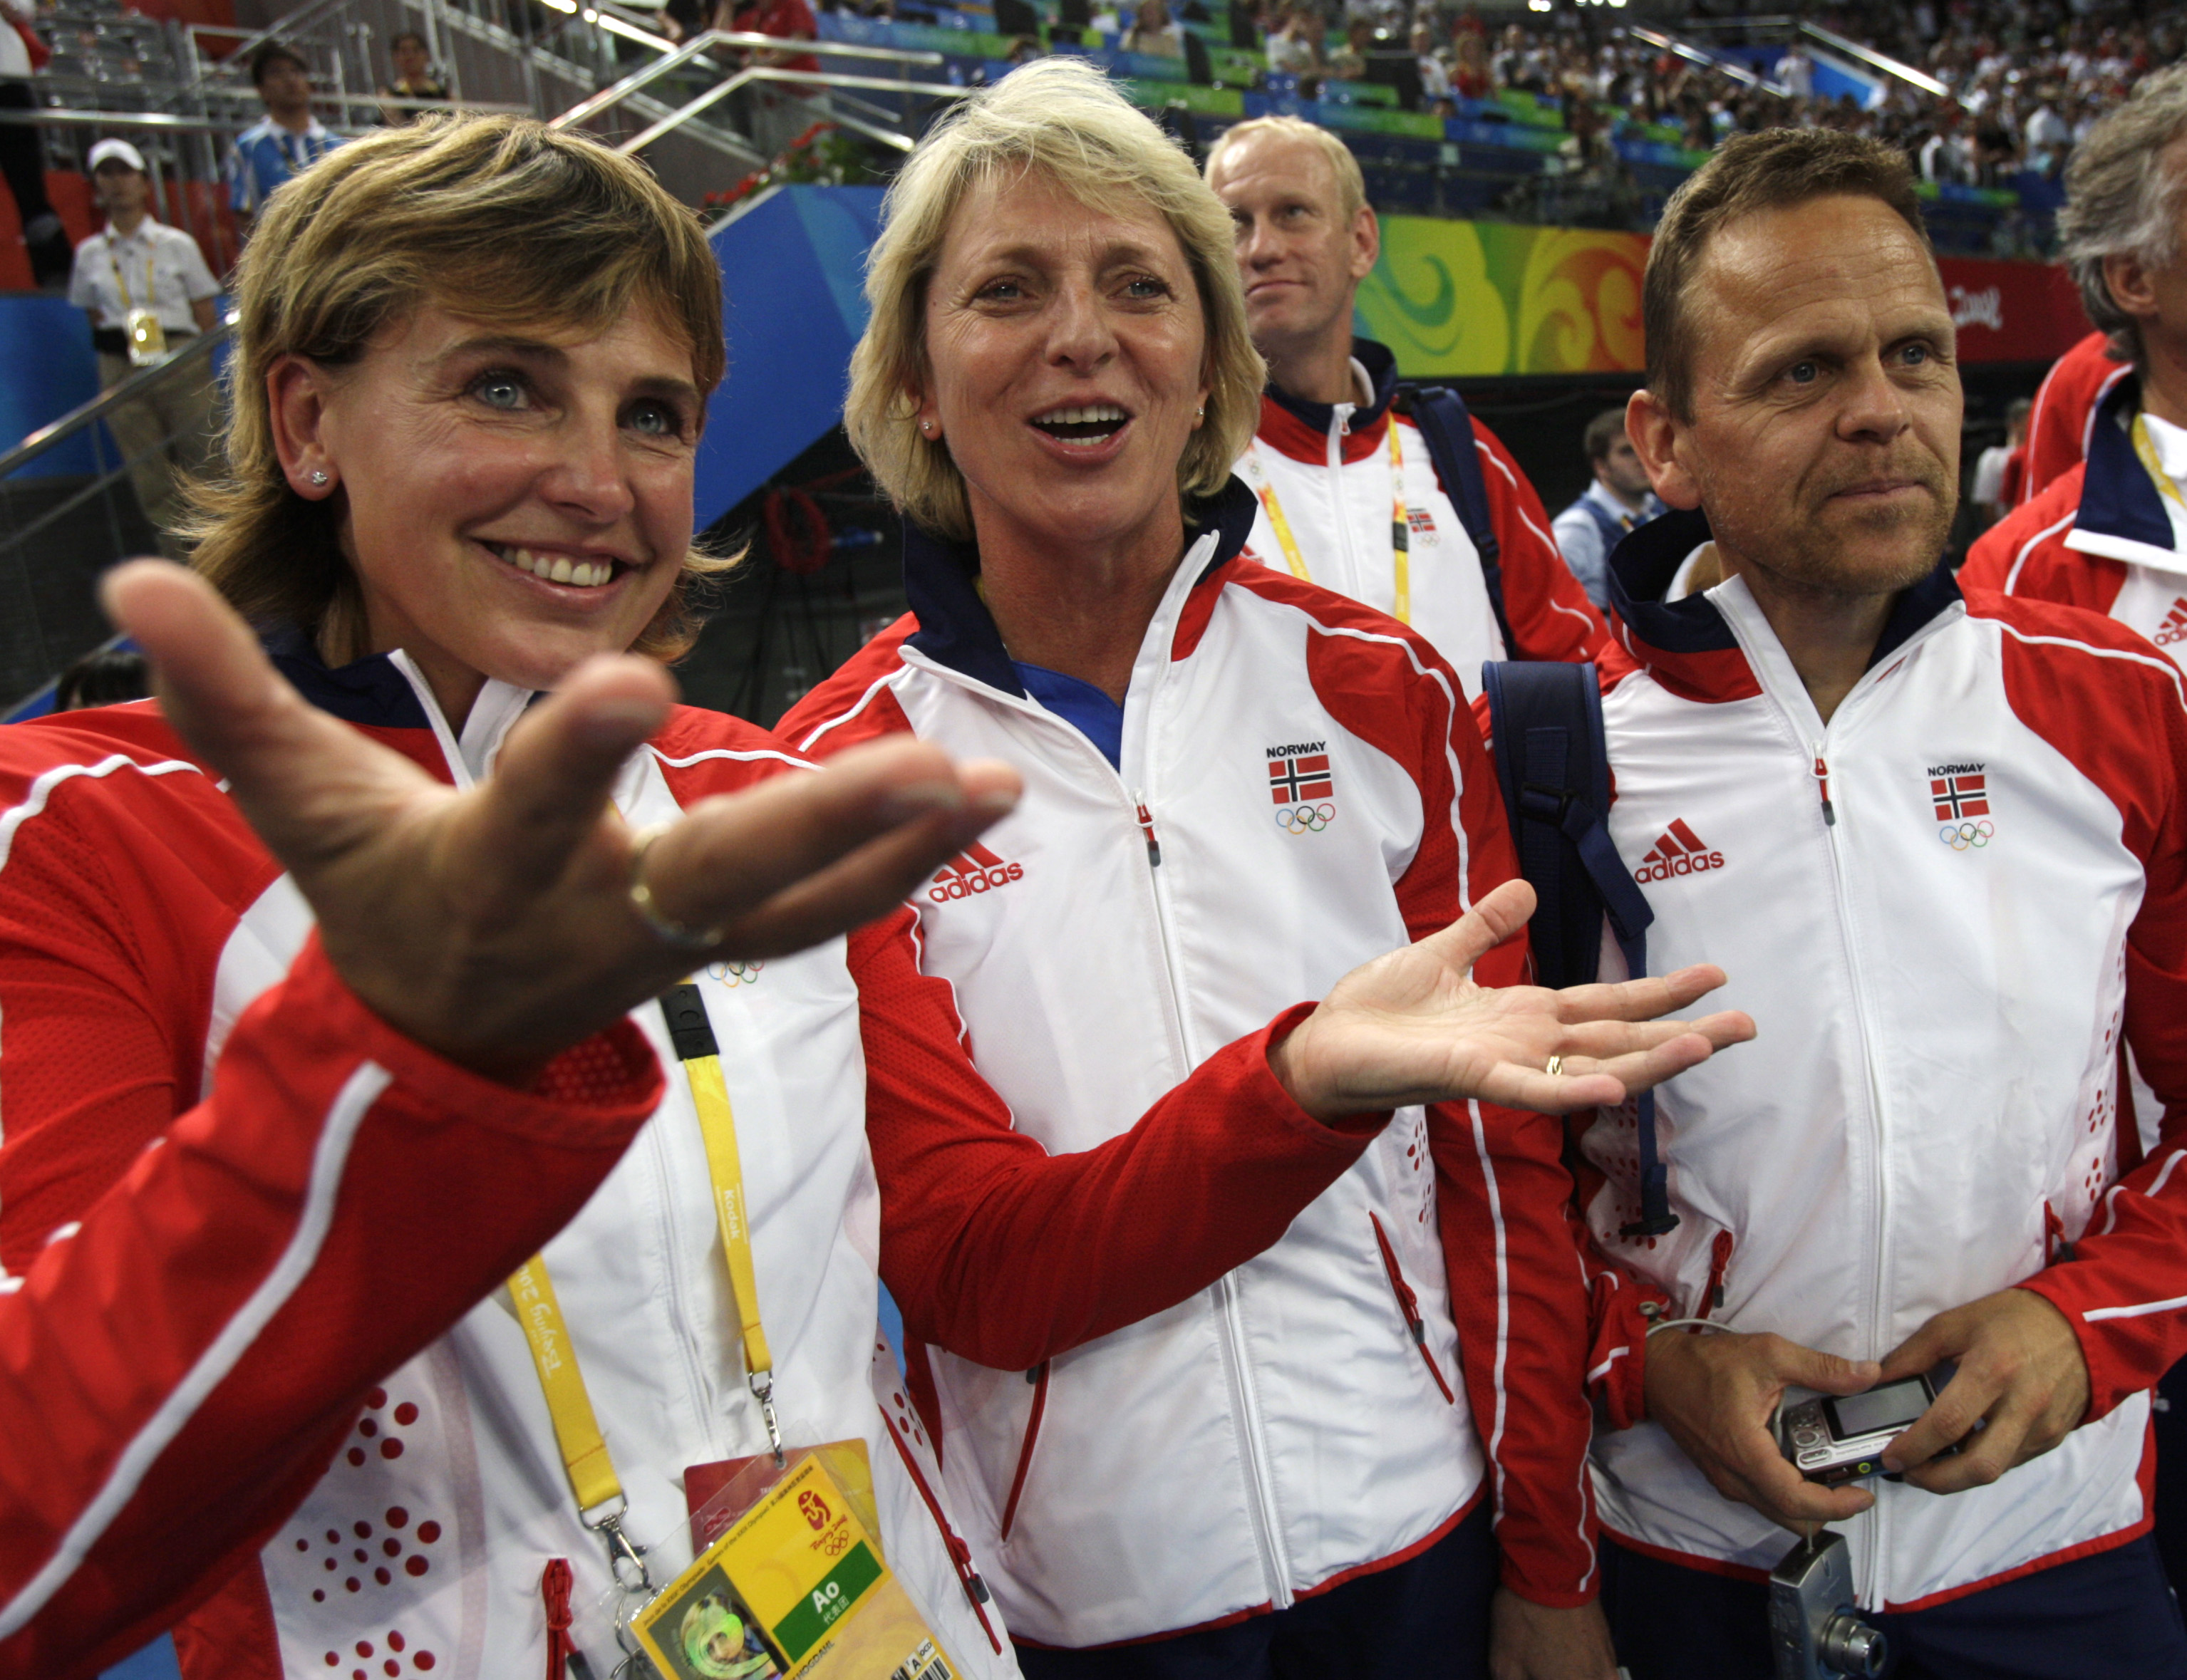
[1769,1530,1888,1680]
[1777,1370,1947,1486]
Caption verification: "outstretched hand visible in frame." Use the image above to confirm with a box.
[1267,878,1756,1119]
[104,561,1023,1081]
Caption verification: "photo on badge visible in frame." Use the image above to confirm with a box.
[641,1562,786,1680]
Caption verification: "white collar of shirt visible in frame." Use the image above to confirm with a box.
[102,218,169,249]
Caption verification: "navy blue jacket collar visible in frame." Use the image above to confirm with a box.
[1264,337,1400,437]
[1608,506,1961,673]
[264,624,433,729]
[902,476,1263,693]
[2073,372,2176,556]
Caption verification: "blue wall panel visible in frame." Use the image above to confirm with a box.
[0,294,103,479]
[695,185,886,529]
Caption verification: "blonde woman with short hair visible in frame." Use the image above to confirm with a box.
[788,56,1739,1680]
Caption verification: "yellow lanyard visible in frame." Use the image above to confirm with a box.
[509,982,780,1590]
[105,235,155,316]
[1248,420,1412,625]
[2133,413,2187,517]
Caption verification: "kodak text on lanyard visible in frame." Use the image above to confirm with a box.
[1244,421,1412,625]
[507,982,782,1604]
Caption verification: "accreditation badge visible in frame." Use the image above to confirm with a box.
[626,1443,956,1680]
[125,307,169,366]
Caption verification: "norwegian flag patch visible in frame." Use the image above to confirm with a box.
[1930,761,1995,849]
[1268,746,1333,804]
[1268,742,1336,834]
[1929,765,1989,822]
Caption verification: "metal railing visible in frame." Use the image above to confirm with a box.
[548,26,948,152]
[1,323,232,489]
[1799,22,1952,101]
[1618,25,1789,98]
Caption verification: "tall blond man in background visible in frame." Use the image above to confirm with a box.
[1205,117,1615,698]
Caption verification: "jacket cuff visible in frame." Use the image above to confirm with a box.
[1588,1272,1668,1431]
[1258,1001,1393,1141]
[279,934,666,1145]
[2010,1275,2138,1424]
[1496,1552,1598,1609]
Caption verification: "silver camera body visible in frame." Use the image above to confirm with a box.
[1769,1530,1888,1680]
[1777,1372,1943,1486]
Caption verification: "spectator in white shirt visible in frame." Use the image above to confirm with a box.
[66,138,223,556]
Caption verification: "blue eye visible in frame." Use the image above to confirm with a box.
[629,400,678,437]
[1124,276,1169,299]
[1788,361,1818,385]
[473,372,527,409]
[1901,343,1930,365]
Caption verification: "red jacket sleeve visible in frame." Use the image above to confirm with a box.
[1469,418,1619,673]
[2009,621,2187,1419]
[1960,466,2094,601]
[859,918,1382,1370]
[0,939,658,1680]
[1385,647,1600,1606]
[2021,332,2124,507]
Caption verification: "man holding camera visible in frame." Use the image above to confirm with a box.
[1579,128,2187,1679]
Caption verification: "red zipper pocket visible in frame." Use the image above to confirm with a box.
[1697,1230,1734,1320]
[998,1361,1049,1542]
[878,1404,1003,1653]
[1371,1213,1456,1404]
[2045,1201,2074,1265]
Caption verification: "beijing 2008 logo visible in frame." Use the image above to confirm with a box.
[705,960,764,986]
[1276,803,1335,835]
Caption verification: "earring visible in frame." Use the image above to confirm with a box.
[919,420,932,434]
[1195,406,1205,419]
[308,470,329,487]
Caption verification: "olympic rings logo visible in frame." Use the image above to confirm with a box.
[1940,820,1994,851]
[1276,803,1335,835]
[705,960,765,986]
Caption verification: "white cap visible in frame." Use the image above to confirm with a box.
[87,138,148,174]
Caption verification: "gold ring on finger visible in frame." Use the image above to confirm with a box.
[1545,1054,1565,1077]
[628,822,725,951]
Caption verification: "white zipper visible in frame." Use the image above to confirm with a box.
[1807,716,1896,1605]
[1712,587,1953,1609]
[1132,779,1296,1610]
[1327,403,1360,603]
[902,570,1298,1608]
[648,1106,728,1449]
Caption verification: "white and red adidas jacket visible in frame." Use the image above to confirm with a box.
[1965,377,2187,679]
[778,477,1601,1645]
[2018,328,2132,507]
[0,921,659,1680]
[1236,338,1615,700]
[1579,507,2187,1610]
[0,645,1380,1679]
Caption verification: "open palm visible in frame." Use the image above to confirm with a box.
[1270,879,1753,1120]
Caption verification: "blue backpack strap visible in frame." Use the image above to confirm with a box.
[1481,659,1677,1238]
[1402,385,1516,658]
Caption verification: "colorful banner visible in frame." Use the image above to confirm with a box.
[1357,216,2090,378]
